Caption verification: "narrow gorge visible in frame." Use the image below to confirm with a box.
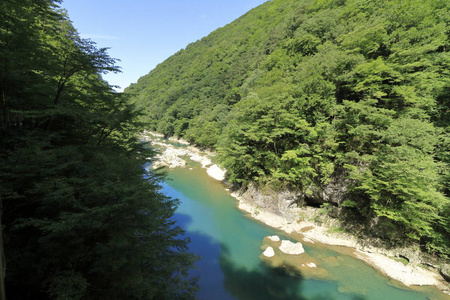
[144,134,449,299]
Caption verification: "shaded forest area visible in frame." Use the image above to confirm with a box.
[127,0,450,259]
[0,0,196,299]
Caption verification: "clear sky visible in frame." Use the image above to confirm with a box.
[60,0,268,91]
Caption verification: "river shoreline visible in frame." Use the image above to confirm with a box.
[143,131,449,296]
[234,195,448,290]
[235,191,450,297]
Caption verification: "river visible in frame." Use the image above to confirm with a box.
[148,139,447,300]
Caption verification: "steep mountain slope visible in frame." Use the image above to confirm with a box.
[127,0,450,258]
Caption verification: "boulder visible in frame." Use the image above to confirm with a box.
[268,235,280,242]
[279,240,305,255]
[263,247,275,258]
[206,164,226,181]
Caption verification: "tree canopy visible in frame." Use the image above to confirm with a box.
[0,1,196,299]
[127,0,450,258]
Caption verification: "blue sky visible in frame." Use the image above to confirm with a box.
[60,0,268,91]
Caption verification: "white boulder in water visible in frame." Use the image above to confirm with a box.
[207,164,226,181]
[263,247,275,258]
[279,240,305,255]
[268,235,280,242]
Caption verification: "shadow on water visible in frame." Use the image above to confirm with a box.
[221,256,305,300]
[173,212,192,229]
[220,255,367,300]
[174,213,367,300]
[174,212,234,299]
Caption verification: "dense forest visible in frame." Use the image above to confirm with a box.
[0,0,196,299]
[127,0,450,259]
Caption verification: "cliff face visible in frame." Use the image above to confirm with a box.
[237,182,301,223]
[235,174,350,221]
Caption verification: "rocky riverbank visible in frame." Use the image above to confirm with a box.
[142,131,449,296]
[233,187,449,295]
[141,131,226,180]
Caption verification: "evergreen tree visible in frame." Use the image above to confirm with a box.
[0,1,197,299]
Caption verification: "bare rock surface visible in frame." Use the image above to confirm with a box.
[354,251,440,286]
[268,235,280,242]
[279,240,305,255]
[206,164,226,181]
[263,247,275,258]
[142,131,226,181]
[260,236,330,281]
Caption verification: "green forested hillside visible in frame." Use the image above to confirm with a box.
[128,0,450,257]
[0,1,196,299]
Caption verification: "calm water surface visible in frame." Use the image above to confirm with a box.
[158,162,447,300]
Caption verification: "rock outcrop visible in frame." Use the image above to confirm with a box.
[141,131,226,181]
[259,236,330,280]
[263,247,275,258]
[206,164,226,181]
[279,240,305,255]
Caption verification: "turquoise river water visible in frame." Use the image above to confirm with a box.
[155,154,447,299]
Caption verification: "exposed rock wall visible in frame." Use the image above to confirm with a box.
[235,183,302,224]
